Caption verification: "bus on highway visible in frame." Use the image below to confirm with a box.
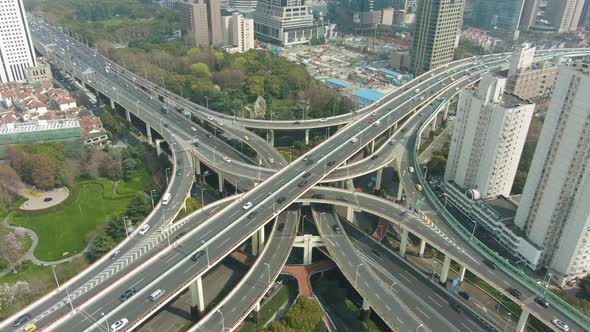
[162,192,172,205]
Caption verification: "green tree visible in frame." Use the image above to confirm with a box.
[511,171,528,195]
[190,63,212,79]
[579,275,590,301]
[427,155,447,176]
[126,195,151,221]
[246,75,265,97]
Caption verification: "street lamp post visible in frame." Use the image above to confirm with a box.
[101,312,109,332]
[470,220,477,241]
[165,168,170,185]
[217,309,225,332]
[150,190,157,209]
[205,96,209,109]
[264,262,271,284]
[122,216,130,238]
[65,287,74,310]
[201,240,211,266]
[503,312,512,332]
[51,265,60,288]
[289,146,294,163]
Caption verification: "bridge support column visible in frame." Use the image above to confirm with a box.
[399,227,409,256]
[305,129,310,145]
[431,117,437,132]
[252,227,266,256]
[189,276,205,319]
[109,98,115,109]
[459,265,467,282]
[442,102,450,120]
[269,129,274,146]
[396,183,404,201]
[369,140,375,154]
[217,174,224,193]
[146,124,152,143]
[125,108,131,123]
[253,301,261,323]
[360,298,371,321]
[346,206,354,222]
[418,238,427,257]
[155,139,163,156]
[375,168,383,190]
[440,255,451,284]
[303,238,313,265]
[194,158,201,175]
[515,308,529,332]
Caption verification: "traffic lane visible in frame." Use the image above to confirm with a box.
[194,209,299,332]
[312,206,425,332]
[347,225,493,332]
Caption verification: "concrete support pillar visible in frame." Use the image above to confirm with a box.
[369,140,375,154]
[442,102,450,120]
[155,139,163,156]
[440,255,452,284]
[252,227,266,256]
[375,168,383,190]
[303,237,312,265]
[459,265,467,282]
[217,174,224,193]
[125,108,131,123]
[396,183,404,201]
[346,179,355,191]
[146,124,152,143]
[360,298,371,321]
[399,227,409,256]
[418,238,427,257]
[515,308,529,332]
[431,117,437,132]
[189,276,205,319]
[305,129,310,145]
[269,129,274,146]
[194,158,201,175]
[346,206,354,222]
[109,98,115,109]
[253,301,261,323]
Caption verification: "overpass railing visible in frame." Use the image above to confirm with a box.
[412,101,590,328]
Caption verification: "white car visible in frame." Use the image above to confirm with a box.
[268,158,274,163]
[190,127,197,132]
[138,224,150,235]
[320,118,327,122]
[243,202,253,210]
[552,319,569,331]
[350,137,358,143]
[223,156,231,162]
[409,166,414,173]
[110,318,129,332]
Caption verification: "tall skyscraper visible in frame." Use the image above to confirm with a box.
[253,0,322,46]
[471,0,525,39]
[177,0,222,47]
[222,12,255,53]
[411,0,465,75]
[514,59,590,284]
[0,0,36,83]
[445,74,534,198]
[519,0,539,30]
[547,0,586,32]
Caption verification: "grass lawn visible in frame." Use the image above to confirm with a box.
[0,259,88,320]
[9,180,135,261]
[241,281,295,332]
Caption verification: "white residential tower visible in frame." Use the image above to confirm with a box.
[0,0,37,83]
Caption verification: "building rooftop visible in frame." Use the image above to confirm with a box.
[0,119,80,135]
[378,68,403,78]
[354,88,385,102]
[481,195,526,236]
[325,78,353,88]
[499,92,532,109]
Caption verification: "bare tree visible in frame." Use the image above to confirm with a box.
[0,164,23,204]
[0,228,27,273]
[63,158,81,186]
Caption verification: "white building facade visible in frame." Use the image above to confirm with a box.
[445,74,534,199]
[253,0,322,46]
[0,0,37,83]
[222,12,255,53]
[514,60,590,285]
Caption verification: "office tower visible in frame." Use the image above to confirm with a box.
[0,0,36,83]
[445,74,534,199]
[254,0,321,46]
[229,0,257,12]
[177,0,222,47]
[514,59,590,284]
[222,12,255,53]
[506,44,560,100]
[519,0,539,30]
[411,0,465,75]
[547,0,586,32]
[471,0,525,39]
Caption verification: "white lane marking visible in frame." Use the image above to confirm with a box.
[461,323,473,332]
[398,273,411,282]
[215,237,232,249]
[433,293,446,303]
[414,306,430,319]
[396,317,404,325]
[165,252,182,264]
[128,277,145,289]
[385,304,391,311]
[183,261,200,274]
[375,293,382,300]
[427,296,442,308]
[406,272,417,280]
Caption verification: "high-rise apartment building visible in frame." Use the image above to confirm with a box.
[411,0,465,75]
[0,0,36,83]
[506,44,560,100]
[177,0,222,47]
[547,0,586,32]
[471,0,525,39]
[253,0,322,46]
[445,74,534,199]
[222,12,255,53]
[514,59,590,284]
[519,0,539,30]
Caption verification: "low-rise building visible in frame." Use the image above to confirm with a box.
[461,28,500,50]
[354,88,385,106]
[25,58,53,88]
[222,12,255,53]
[79,115,109,146]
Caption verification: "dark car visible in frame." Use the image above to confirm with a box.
[277,223,285,231]
[297,180,307,188]
[372,250,381,257]
[119,287,137,301]
[333,225,342,233]
[277,197,286,204]
[458,291,470,301]
[303,172,311,178]
[535,297,549,308]
[163,123,169,128]
[173,231,186,241]
[247,211,258,219]
[483,259,497,269]
[450,301,463,313]
[191,251,205,261]
[370,154,379,160]
[312,194,324,199]
[508,287,522,299]
[205,133,212,138]
[13,313,31,327]
[327,160,335,166]
[305,160,314,166]
[176,169,182,176]
[293,121,301,124]
[303,155,311,161]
